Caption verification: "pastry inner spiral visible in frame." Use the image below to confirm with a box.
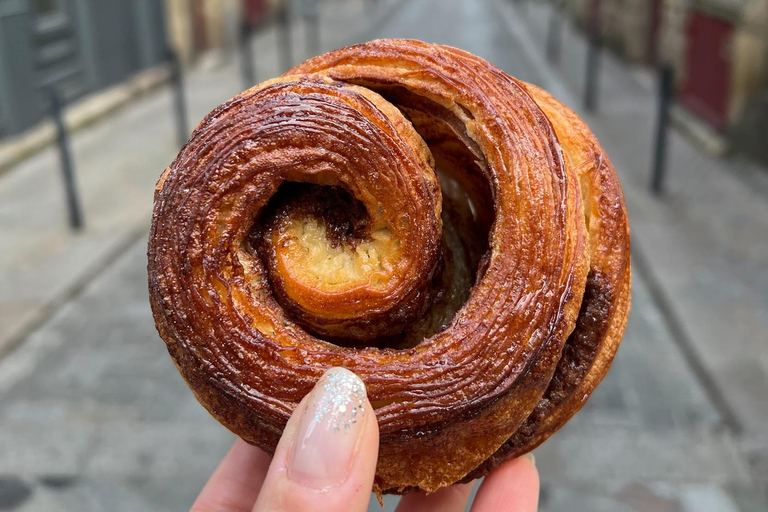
[250,163,492,349]
[238,81,497,349]
[257,184,388,289]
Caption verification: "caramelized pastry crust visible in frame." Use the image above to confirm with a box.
[147,39,630,493]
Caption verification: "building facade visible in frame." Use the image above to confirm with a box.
[562,0,663,63]
[0,0,289,142]
[562,0,768,164]
[0,0,168,139]
[163,0,284,66]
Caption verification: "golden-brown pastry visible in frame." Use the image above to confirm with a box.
[147,39,630,494]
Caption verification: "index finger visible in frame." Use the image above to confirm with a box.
[470,455,539,512]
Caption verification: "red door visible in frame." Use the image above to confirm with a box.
[243,0,268,27]
[680,11,733,132]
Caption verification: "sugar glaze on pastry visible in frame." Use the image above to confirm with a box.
[148,39,631,494]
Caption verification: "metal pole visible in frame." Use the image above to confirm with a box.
[50,89,84,231]
[546,2,562,64]
[167,50,188,148]
[239,22,256,88]
[277,5,292,71]
[584,0,601,112]
[651,65,675,195]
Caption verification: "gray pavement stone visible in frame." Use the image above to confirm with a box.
[0,421,97,477]
[727,484,768,512]
[40,476,161,512]
[540,485,639,512]
[616,483,682,512]
[535,429,748,485]
[85,422,233,479]
[0,475,34,510]
[678,485,741,512]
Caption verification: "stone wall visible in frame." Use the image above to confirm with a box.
[561,0,768,163]
[662,0,768,163]
[730,0,768,163]
[562,0,657,62]
[604,0,656,62]
[729,0,768,125]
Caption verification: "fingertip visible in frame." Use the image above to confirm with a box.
[360,390,380,459]
[252,367,380,512]
[470,456,540,512]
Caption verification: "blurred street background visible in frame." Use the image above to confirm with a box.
[1,0,768,510]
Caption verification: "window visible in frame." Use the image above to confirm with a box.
[33,0,69,34]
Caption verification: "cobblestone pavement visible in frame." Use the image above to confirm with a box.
[1,0,766,511]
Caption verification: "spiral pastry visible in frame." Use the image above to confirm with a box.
[148,39,631,493]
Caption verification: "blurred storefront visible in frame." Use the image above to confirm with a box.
[0,0,285,142]
[164,0,284,65]
[0,0,168,138]
[561,0,768,165]
[562,0,664,63]
[663,0,768,163]
[165,0,237,65]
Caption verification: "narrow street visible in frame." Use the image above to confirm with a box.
[0,1,766,511]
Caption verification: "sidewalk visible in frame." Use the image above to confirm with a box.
[0,0,402,358]
[497,0,768,445]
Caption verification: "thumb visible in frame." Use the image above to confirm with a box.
[252,367,379,512]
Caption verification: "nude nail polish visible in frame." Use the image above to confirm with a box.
[288,367,367,489]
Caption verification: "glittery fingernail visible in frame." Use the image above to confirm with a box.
[288,367,367,489]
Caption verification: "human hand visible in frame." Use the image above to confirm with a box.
[191,367,539,512]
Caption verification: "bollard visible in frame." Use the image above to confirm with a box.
[651,65,675,195]
[546,2,562,64]
[584,0,601,112]
[167,50,188,148]
[277,5,292,71]
[50,89,84,231]
[239,22,257,88]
